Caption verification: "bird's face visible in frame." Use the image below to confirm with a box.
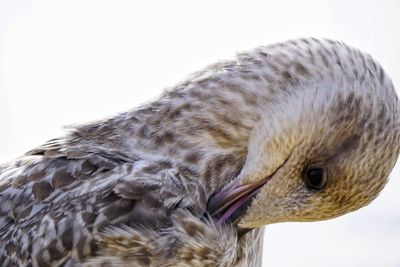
[208,80,400,229]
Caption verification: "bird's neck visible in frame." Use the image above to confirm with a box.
[74,75,267,191]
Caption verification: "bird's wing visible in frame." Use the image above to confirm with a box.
[0,138,207,266]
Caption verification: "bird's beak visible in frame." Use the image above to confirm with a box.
[207,177,269,225]
[207,158,287,226]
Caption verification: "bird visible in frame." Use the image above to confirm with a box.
[0,37,399,267]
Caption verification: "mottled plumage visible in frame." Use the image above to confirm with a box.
[0,38,399,266]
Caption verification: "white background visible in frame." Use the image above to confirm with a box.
[0,1,399,266]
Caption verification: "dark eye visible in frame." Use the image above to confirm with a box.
[305,167,326,190]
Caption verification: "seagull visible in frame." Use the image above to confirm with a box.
[0,38,399,267]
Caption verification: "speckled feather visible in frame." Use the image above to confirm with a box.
[0,38,399,266]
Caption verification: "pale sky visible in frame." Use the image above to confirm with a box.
[0,1,399,266]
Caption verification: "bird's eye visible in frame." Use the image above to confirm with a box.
[305,167,326,190]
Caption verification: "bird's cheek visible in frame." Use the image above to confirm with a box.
[236,187,284,227]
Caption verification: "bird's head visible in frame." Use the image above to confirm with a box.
[207,39,400,229]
